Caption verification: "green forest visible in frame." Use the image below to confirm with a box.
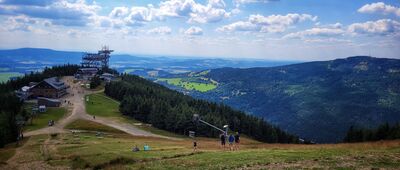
[104,74,299,143]
[343,123,400,143]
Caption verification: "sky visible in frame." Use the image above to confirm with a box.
[0,0,399,61]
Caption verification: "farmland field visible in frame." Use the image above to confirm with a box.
[157,78,217,92]
[0,72,23,83]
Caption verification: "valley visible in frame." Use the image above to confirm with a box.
[151,56,400,143]
[1,76,399,169]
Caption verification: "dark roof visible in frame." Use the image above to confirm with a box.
[42,77,67,90]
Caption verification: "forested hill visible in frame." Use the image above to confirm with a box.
[104,74,299,143]
[196,56,400,143]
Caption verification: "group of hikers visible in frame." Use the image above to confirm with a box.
[192,132,240,152]
[220,132,240,151]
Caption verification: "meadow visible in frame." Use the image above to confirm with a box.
[1,91,400,169]
[2,119,400,169]
[23,107,67,132]
[157,78,217,92]
[85,93,184,138]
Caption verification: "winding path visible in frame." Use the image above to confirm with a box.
[24,76,176,140]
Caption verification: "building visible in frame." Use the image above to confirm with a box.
[100,73,116,82]
[15,86,32,100]
[39,105,46,113]
[37,97,61,107]
[74,67,99,80]
[30,77,68,98]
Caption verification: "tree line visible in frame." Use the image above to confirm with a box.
[104,74,299,143]
[0,64,79,93]
[343,123,400,143]
[0,64,79,147]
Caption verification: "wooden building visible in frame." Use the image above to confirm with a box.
[30,77,68,98]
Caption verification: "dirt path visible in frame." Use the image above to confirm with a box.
[25,76,176,140]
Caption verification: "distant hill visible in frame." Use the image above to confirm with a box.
[163,56,400,143]
[0,48,84,64]
[0,48,297,75]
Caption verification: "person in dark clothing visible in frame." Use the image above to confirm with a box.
[193,140,197,152]
[220,133,226,150]
[234,132,240,150]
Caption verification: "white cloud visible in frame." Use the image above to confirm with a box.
[124,7,154,26]
[217,13,317,33]
[157,0,230,24]
[348,19,400,36]
[109,7,129,18]
[358,2,400,17]
[0,0,100,26]
[216,21,257,32]
[284,27,345,39]
[234,0,277,6]
[184,26,203,35]
[103,0,230,29]
[147,26,172,35]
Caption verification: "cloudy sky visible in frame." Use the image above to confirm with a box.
[0,0,399,61]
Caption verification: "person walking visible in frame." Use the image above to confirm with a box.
[193,140,197,152]
[234,132,240,150]
[220,133,226,150]
[228,134,235,151]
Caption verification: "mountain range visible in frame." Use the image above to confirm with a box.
[159,56,400,143]
[2,48,399,143]
[0,48,295,75]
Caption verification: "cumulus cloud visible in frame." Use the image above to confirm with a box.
[109,7,130,18]
[124,7,154,26]
[0,0,100,26]
[147,26,172,35]
[358,2,400,17]
[284,27,345,39]
[184,26,203,35]
[157,0,230,23]
[348,19,400,36]
[103,0,230,28]
[217,13,317,33]
[234,0,278,6]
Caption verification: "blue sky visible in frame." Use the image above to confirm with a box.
[0,0,399,60]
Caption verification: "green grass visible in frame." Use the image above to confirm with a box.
[3,130,399,169]
[157,78,217,92]
[24,107,67,132]
[123,68,142,74]
[0,137,30,164]
[0,72,23,83]
[85,93,184,138]
[85,93,120,117]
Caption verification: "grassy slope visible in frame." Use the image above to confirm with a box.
[24,107,67,132]
[2,120,400,169]
[85,93,184,138]
[2,99,400,169]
